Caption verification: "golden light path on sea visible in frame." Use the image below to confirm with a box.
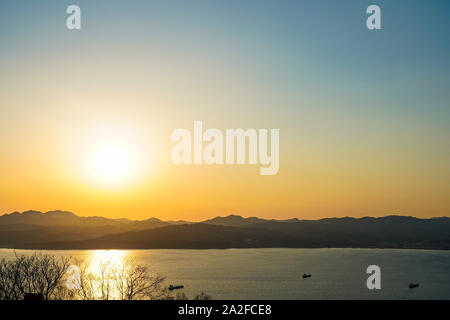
[87,250,129,273]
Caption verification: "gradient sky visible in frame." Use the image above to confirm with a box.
[1,0,449,220]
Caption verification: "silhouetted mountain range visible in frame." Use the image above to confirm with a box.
[0,210,174,247]
[0,210,449,250]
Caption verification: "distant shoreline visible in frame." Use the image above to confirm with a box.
[2,212,450,251]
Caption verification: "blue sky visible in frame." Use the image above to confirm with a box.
[1,0,449,115]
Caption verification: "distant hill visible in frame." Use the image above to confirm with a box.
[201,215,268,227]
[0,210,172,247]
[200,215,300,227]
[0,210,167,228]
[1,211,448,250]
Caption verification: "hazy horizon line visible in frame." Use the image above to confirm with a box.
[1,209,449,223]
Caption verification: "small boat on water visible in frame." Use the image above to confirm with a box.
[168,285,184,291]
[409,283,419,289]
[302,273,312,279]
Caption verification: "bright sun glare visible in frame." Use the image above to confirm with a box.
[89,145,134,184]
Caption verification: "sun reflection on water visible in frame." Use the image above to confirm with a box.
[87,250,129,273]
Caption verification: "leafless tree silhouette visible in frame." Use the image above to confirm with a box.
[0,253,211,300]
[69,257,170,300]
[0,253,71,300]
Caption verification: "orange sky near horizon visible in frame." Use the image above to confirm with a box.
[1,1,450,221]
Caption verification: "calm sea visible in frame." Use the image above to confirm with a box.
[1,248,449,300]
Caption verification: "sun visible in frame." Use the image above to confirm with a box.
[78,125,151,188]
[88,144,135,185]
